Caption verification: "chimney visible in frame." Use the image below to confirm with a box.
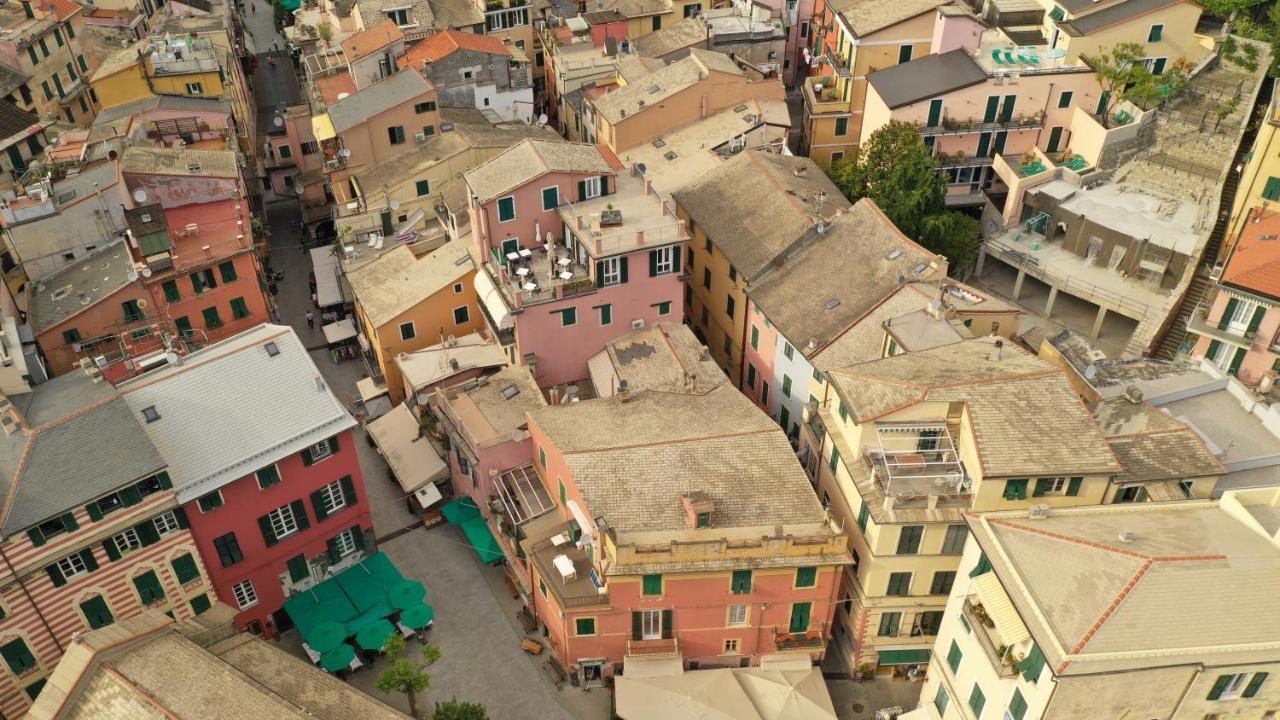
[682,492,715,529]
[794,164,808,177]
[988,339,1003,362]
[1123,385,1144,404]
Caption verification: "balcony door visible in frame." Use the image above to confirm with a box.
[640,609,662,640]
[1224,298,1256,333]
[789,602,811,633]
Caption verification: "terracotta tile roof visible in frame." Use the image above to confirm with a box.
[341,19,404,60]
[398,29,509,70]
[1221,209,1280,300]
[50,0,80,20]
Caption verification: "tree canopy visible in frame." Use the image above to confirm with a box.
[376,634,444,718]
[1087,43,1188,124]
[432,699,490,720]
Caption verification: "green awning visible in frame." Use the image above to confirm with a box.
[460,516,504,565]
[364,551,405,585]
[441,496,483,525]
[284,579,357,639]
[878,649,930,665]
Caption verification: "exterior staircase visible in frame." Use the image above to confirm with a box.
[1153,270,1216,359]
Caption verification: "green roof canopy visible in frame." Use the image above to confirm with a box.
[441,496,483,524]
[460,515,504,564]
[284,552,417,650]
[137,230,172,256]
[877,649,930,665]
[320,643,356,672]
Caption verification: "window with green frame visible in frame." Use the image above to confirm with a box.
[781,374,792,397]
[795,566,817,587]
[287,554,309,582]
[133,570,164,604]
[162,280,181,302]
[197,491,223,512]
[1008,688,1029,720]
[171,553,200,584]
[497,196,516,221]
[575,617,596,636]
[968,684,985,716]
[946,639,962,673]
[62,328,81,345]
[1003,478,1028,500]
[730,569,752,594]
[175,316,192,335]
[834,117,848,136]
[230,297,250,319]
[218,260,238,283]
[1058,90,1073,108]
[558,479,566,504]
[856,502,869,532]
[416,180,431,197]
[190,593,212,614]
[80,595,113,629]
[750,325,759,349]
[886,572,911,596]
[558,307,576,326]
[202,306,223,328]
[0,638,36,675]
[829,444,841,473]
[1264,176,1280,201]
[540,446,547,468]
[123,299,145,322]
[641,574,662,595]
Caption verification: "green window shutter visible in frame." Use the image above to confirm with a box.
[46,563,66,587]
[782,375,792,397]
[102,538,121,561]
[601,175,610,196]
[631,611,642,640]
[642,574,662,595]
[26,527,45,547]
[120,486,143,506]
[661,608,674,639]
[327,536,342,563]
[416,180,431,197]
[191,274,203,294]
[649,249,658,277]
[1019,643,1045,682]
[1247,305,1266,333]
[542,186,557,209]
[1264,177,1280,201]
[1243,672,1268,698]
[136,520,160,546]
[1009,688,1028,720]
[796,566,817,587]
[81,595,114,629]
[970,552,992,577]
[1229,347,1246,375]
[1148,24,1162,41]
[174,507,190,529]
[175,316,192,335]
[301,446,315,466]
[672,246,682,273]
[1058,90,1073,108]
[968,685,985,715]
[830,445,841,474]
[834,117,848,136]
[171,554,199,583]
[946,640,962,672]
[1066,476,1082,496]
[0,639,36,674]
[730,569,752,594]
[164,280,181,302]
[575,618,595,635]
[340,475,356,505]
[1207,339,1222,361]
[856,503,869,532]
[750,326,759,350]
[1218,298,1239,330]
[594,260,605,289]
[231,297,250,319]
[80,548,98,572]
[258,514,278,546]
[202,306,222,328]
[287,554,309,582]
[133,571,164,603]
[1004,478,1028,500]
[497,196,515,221]
[291,500,310,530]
[577,180,587,201]
[349,524,365,550]
[619,256,628,283]
[190,593,212,614]
[197,492,222,512]
[328,436,340,456]
[157,473,172,490]
[1049,5,1064,19]
[311,489,330,522]
[1033,478,1051,497]
[85,502,103,521]
[1207,674,1232,700]
[257,465,281,488]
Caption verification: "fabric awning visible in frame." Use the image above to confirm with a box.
[616,667,837,720]
[973,572,1031,646]
[310,246,344,308]
[357,376,388,402]
[366,404,448,493]
[474,269,514,330]
[623,656,684,678]
[322,318,357,344]
[311,113,336,141]
[877,649,930,665]
[441,496,483,524]
[460,516,504,564]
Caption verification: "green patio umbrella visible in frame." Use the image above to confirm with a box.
[319,643,356,672]
[308,620,347,654]
[355,619,397,651]
[400,603,435,630]
[388,579,427,610]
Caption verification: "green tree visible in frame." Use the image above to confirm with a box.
[1087,43,1188,125]
[432,699,489,720]
[1198,0,1265,20]
[828,120,943,239]
[826,121,980,277]
[317,23,334,46]
[375,634,444,718]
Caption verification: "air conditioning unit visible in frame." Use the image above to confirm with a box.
[414,132,427,143]
[631,319,644,330]
[1028,504,1049,519]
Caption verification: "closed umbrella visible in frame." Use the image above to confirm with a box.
[388,579,426,610]
[319,643,356,672]
[400,603,435,630]
[308,620,347,654]
[355,619,397,651]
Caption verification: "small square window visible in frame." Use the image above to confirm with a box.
[141,406,160,423]
[265,342,280,357]
[400,322,416,341]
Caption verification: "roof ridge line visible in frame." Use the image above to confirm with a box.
[119,327,293,396]
[1070,559,1152,655]
[561,426,779,455]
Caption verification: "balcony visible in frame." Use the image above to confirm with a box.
[802,79,847,116]
[773,624,827,652]
[1187,303,1259,350]
[626,638,680,658]
[936,153,997,169]
[961,598,1019,677]
[527,535,610,609]
[918,112,1045,137]
[862,422,974,512]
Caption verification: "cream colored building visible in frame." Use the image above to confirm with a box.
[903,493,1280,720]
[799,337,1126,672]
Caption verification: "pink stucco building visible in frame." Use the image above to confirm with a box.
[1189,207,1280,385]
[465,139,689,388]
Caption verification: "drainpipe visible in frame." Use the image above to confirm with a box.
[0,542,63,654]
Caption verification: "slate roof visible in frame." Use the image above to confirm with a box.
[464,138,614,202]
[0,99,40,144]
[26,243,137,333]
[92,96,233,126]
[528,384,827,535]
[827,0,948,36]
[357,0,433,36]
[0,372,165,536]
[125,204,173,256]
[446,365,545,446]
[1060,0,1185,35]
[118,325,356,502]
[673,151,846,279]
[345,243,474,328]
[593,50,742,125]
[866,49,989,109]
[749,199,942,356]
[970,502,1280,676]
[121,147,239,178]
[425,0,485,28]
[633,17,709,58]
[828,337,1122,477]
[1094,398,1226,483]
[327,70,433,132]
[587,322,725,396]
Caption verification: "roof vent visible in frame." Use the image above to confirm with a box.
[652,138,665,148]
[989,339,1003,362]
[264,341,280,357]
[1118,531,1137,542]
[315,376,326,392]
[646,85,660,94]
[1123,385,1143,404]
[187,163,201,173]
[824,298,840,310]
[732,103,748,113]
[141,213,152,222]
[664,151,677,161]
[1028,504,1049,519]
[793,164,807,177]
[500,383,520,400]
[142,406,161,423]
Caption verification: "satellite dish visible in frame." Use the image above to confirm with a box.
[127,269,139,281]
[537,113,548,126]
[141,268,152,277]
[1085,364,1097,380]
[340,148,352,157]
[165,352,179,365]
[133,189,149,203]
[273,115,284,127]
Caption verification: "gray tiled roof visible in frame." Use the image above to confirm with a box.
[119,325,356,502]
[634,17,710,58]
[749,199,942,356]
[0,372,165,536]
[866,49,988,109]
[346,243,473,328]
[93,95,234,126]
[1094,398,1225,483]
[828,337,1122,477]
[587,322,725,396]
[121,146,240,178]
[592,50,742,124]
[327,69,433,132]
[673,151,846,279]
[1060,0,1182,35]
[358,0,434,33]
[970,502,1280,676]
[0,99,39,145]
[827,0,948,36]
[529,385,826,534]
[26,242,136,333]
[426,0,484,28]
[464,138,613,202]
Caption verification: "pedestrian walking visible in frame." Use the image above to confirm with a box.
[305,310,315,328]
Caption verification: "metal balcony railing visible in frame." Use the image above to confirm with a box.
[961,598,1018,677]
